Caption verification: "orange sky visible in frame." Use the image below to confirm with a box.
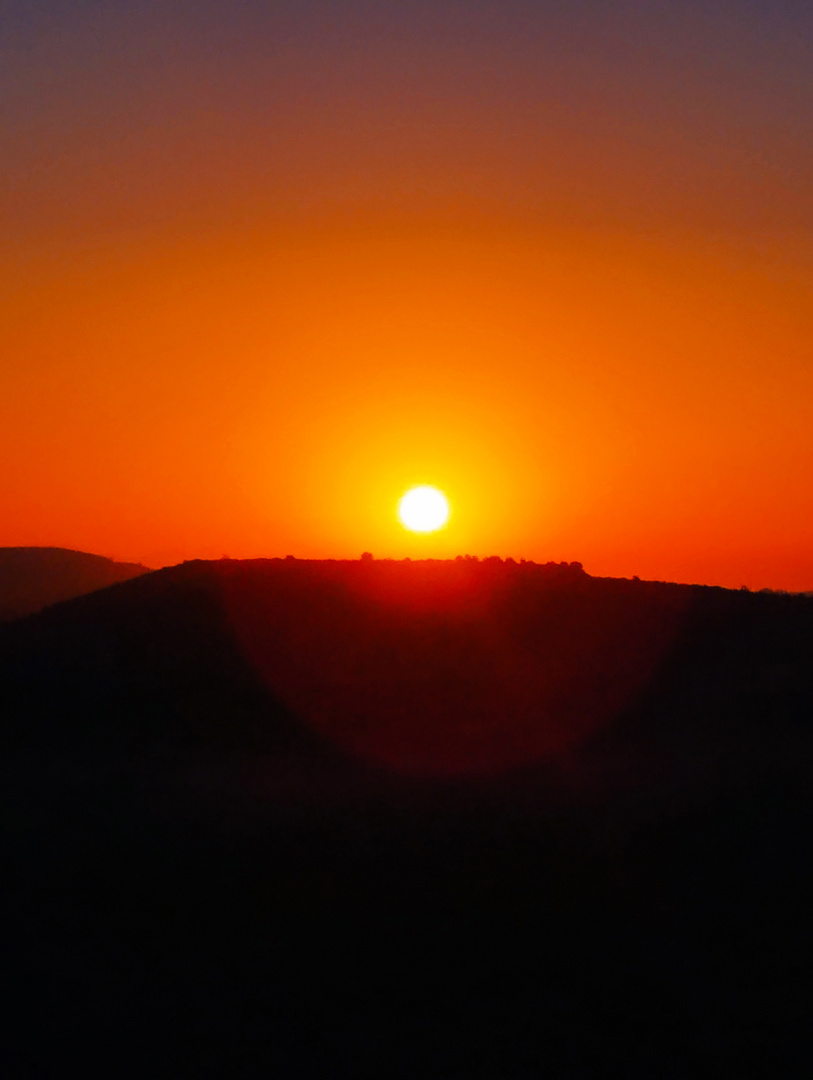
[2,2,812,589]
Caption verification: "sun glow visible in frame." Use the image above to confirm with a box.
[397,486,450,534]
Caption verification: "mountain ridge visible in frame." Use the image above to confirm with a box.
[0,546,149,622]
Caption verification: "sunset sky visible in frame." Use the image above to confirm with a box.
[2,1,812,588]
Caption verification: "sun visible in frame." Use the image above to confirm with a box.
[397,485,450,533]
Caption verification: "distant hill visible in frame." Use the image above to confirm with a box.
[0,547,148,621]
[2,558,812,1075]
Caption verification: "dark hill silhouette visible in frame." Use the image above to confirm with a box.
[2,556,685,771]
[1,558,812,1076]
[3,557,811,782]
[0,546,148,621]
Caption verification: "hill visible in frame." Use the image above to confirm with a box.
[0,546,148,621]
[1,557,812,1076]
[2,556,810,779]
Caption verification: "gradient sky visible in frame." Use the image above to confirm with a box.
[2,0,812,588]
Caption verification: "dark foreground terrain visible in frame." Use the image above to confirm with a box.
[1,557,812,1076]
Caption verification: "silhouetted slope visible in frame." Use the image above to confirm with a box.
[0,556,684,770]
[0,546,148,621]
[2,559,813,1076]
[2,556,811,779]
[578,577,813,795]
[0,562,338,759]
[213,557,687,775]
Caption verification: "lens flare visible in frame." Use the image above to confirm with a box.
[397,486,450,533]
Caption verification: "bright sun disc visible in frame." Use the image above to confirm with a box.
[398,485,450,533]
